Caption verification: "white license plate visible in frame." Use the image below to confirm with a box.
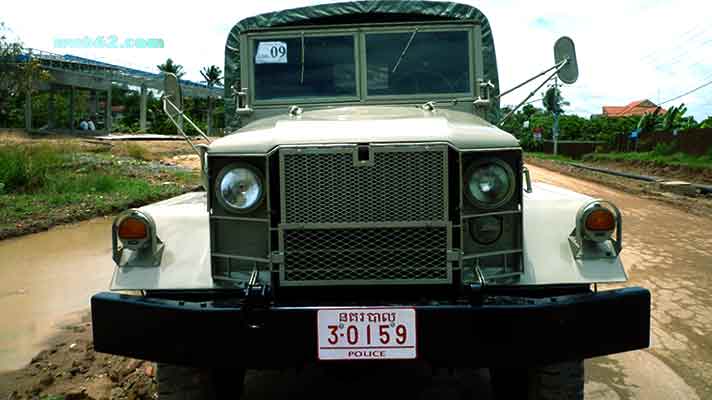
[317,308,417,360]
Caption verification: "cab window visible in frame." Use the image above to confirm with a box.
[365,30,471,96]
[253,35,357,100]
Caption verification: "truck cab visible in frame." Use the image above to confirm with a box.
[91,2,650,399]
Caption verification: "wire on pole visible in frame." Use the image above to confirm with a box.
[659,75,712,105]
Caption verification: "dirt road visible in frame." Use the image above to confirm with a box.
[1,164,711,399]
[528,164,711,400]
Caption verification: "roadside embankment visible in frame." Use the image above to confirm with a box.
[525,154,712,217]
[0,317,157,400]
[0,131,201,240]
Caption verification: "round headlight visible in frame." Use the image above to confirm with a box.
[465,160,515,208]
[216,165,263,212]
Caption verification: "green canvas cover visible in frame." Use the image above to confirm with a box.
[224,1,500,129]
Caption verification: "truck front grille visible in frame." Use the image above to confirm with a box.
[281,146,446,224]
[278,145,450,286]
[282,226,449,284]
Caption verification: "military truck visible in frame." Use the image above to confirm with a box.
[91,2,651,399]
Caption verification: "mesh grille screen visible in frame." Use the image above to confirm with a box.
[282,227,449,283]
[282,148,446,224]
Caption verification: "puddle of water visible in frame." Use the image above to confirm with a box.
[0,217,114,372]
[586,351,700,400]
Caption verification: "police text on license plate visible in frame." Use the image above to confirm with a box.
[317,308,417,360]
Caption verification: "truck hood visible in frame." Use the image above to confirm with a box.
[209,106,519,154]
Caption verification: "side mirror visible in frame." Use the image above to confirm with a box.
[161,72,211,188]
[554,36,579,84]
[163,73,183,118]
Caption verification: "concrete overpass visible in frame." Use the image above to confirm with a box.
[20,49,222,134]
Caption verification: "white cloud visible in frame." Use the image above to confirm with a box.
[3,0,712,120]
[478,0,712,120]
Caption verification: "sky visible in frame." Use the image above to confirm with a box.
[3,0,712,121]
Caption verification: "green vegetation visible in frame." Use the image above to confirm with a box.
[582,151,712,170]
[1,21,50,127]
[527,146,712,170]
[107,83,223,135]
[0,144,64,192]
[700,116,712,129]
[501,83,704,155]
[200,65,223,136]
[123,142,152,161]
[157,58,185,79]
[501,104,642,151]
[0,142,199,237]
[651,141,677,157]
[524,152,573,163]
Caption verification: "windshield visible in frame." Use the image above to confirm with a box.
[365,30,471,96]
[253,35,357,100]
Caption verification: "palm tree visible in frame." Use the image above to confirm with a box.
[157,58,185,79]
[200,65,222,136]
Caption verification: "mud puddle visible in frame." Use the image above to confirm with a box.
[0,217,114,372]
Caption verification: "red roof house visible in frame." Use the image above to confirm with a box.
[602,99,666,117]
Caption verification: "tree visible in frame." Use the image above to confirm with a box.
[661,103,696,131]
[157,58,185,78]
[542,84,569,115]
[0,22,23,126]
[542,86,563,114]
[0,22,49,128]
[542,83,570,154]
[699,116,712,129]
[200,65,222,136]
[636,107,662,134]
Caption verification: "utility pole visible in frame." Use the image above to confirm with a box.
[553,76,560,156]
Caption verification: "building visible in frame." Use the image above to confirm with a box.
[602,99,666,118]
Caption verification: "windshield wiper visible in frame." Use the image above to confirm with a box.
[392,28,418,74]
[299,32,305,84]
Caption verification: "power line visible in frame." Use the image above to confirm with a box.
[649,39,712,74]
[660,76,712,105]
[640,23,711,63]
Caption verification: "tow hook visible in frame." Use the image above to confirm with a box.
[243,267,270,329]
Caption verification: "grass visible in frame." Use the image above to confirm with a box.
[524,152,573,163]
[527,149,712,171]
[0,144,64,193]
[582,151,712,170]
[123,143,152,161]
[0,142,199,237]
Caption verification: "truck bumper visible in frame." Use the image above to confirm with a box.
[91,287,650,368]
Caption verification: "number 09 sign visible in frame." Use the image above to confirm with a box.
[255,41,288,64]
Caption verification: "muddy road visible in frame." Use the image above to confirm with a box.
[1,164,711,399]
[0,218,114,372]
[528,164,712,400]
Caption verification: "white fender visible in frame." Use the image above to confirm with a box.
[111,192,213,290]
[520,182,627,285]
[111,184,628,290]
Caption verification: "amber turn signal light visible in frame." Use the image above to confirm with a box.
[585,209,615,231]
[117,217,148,240]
